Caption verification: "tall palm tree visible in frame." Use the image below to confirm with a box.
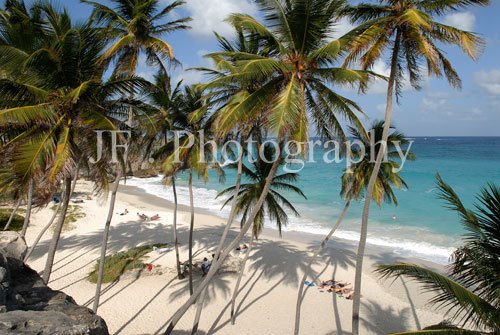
[164,1,378,331]
[343,2,489,332]
[294,121,415,334]
[83,0,191,125]
[145,71,184,279]
[84,1,190,310]
[0,0,46,237]
[160,85,223,296]
[375,175,500,334]
[0,2,148,285]
[218,143,306,324]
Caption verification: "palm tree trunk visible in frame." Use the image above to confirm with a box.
[25,165,80,262]
[188,168,195,296]
[191,289,207,335]
[172,176,183,279]
[42,176,72,284]
[294,200,351,334]
[3,198,22,231]
[20,180,34,239]
[164,158,280,335]
[351,32,401,335]
[190,146,244,333]
[92,169,122,313]
[230,233,254,324]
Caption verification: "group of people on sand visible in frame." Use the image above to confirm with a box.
[304,279,354,300]
[180,253,215,277]
[319,279,354,300]
[137,212,160,221]
[115,208,161,222]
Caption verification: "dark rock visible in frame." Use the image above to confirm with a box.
[133,168,159,178]
[0,232,27,260]
[0,232,109,335]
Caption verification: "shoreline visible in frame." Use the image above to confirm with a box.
[23,180,446,334]
[121,179,452,267]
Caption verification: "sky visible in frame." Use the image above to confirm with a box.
[22,0,500,136]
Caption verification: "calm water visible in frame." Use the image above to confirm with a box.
[127,137,500,264]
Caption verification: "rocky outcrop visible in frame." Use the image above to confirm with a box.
[0,232,109,335]
[133,168,159,178]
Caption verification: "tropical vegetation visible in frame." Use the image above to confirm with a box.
[0,0,493,334]
[376,175,500,334]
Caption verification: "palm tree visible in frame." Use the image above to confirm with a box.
[19,180,33,238]
[0,0,46,237]
[0,2,147,285]
[164,0,378,330]
[375,175,500,334]
[343,1,489,332]
[160,85,223,295]
[218,143,306,324]
[294,121,415,333]
[146,72,185,279]
[83,0,191,125]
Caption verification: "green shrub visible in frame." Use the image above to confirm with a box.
[50,205,86,232]
[0,208,25,231]
[88,244,167,283]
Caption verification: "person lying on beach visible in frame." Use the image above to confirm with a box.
[117,209,129,216]
[137,213,148,220]
[150,214,160,221]
[236,244,248,251]
[71,198,84,204]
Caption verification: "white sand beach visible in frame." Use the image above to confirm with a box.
[24,180,446,335]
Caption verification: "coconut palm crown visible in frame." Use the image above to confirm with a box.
[218,143,307,238]
[341,120,416,206]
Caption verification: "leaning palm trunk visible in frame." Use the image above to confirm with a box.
[351,34,401,335]
[25,200,61,262]
[25,166,80,262]
[165,158,280,335]
[20,181,34,238]
[188,168,195,295]
[42,176,72,284]
[92,169,122,313]
[3,198,22,231]
[230,232,255,324]
[190,149,244,334]
[172,176,183,279]
[294,200,351,334]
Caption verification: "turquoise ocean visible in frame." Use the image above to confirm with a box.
[127,137,500,264]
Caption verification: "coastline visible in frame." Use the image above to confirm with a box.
[124,176,455,265]
[23,180,446,334]
[119,182,446,271]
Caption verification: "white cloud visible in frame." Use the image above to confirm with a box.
[364,60,429,94]
[172,50,212,85]
[330,17,355,40]
[173,69,204,86]
[183,0,258,37]
[421,92,451,113]
[474,69,500,95]
[443,11,476,31]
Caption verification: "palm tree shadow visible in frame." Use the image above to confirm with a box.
[205,238,313,334]
[114,277,177,334]
[304,242,356,335]
[361,299,411,334]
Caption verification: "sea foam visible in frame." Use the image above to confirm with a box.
[125,176,455,264]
